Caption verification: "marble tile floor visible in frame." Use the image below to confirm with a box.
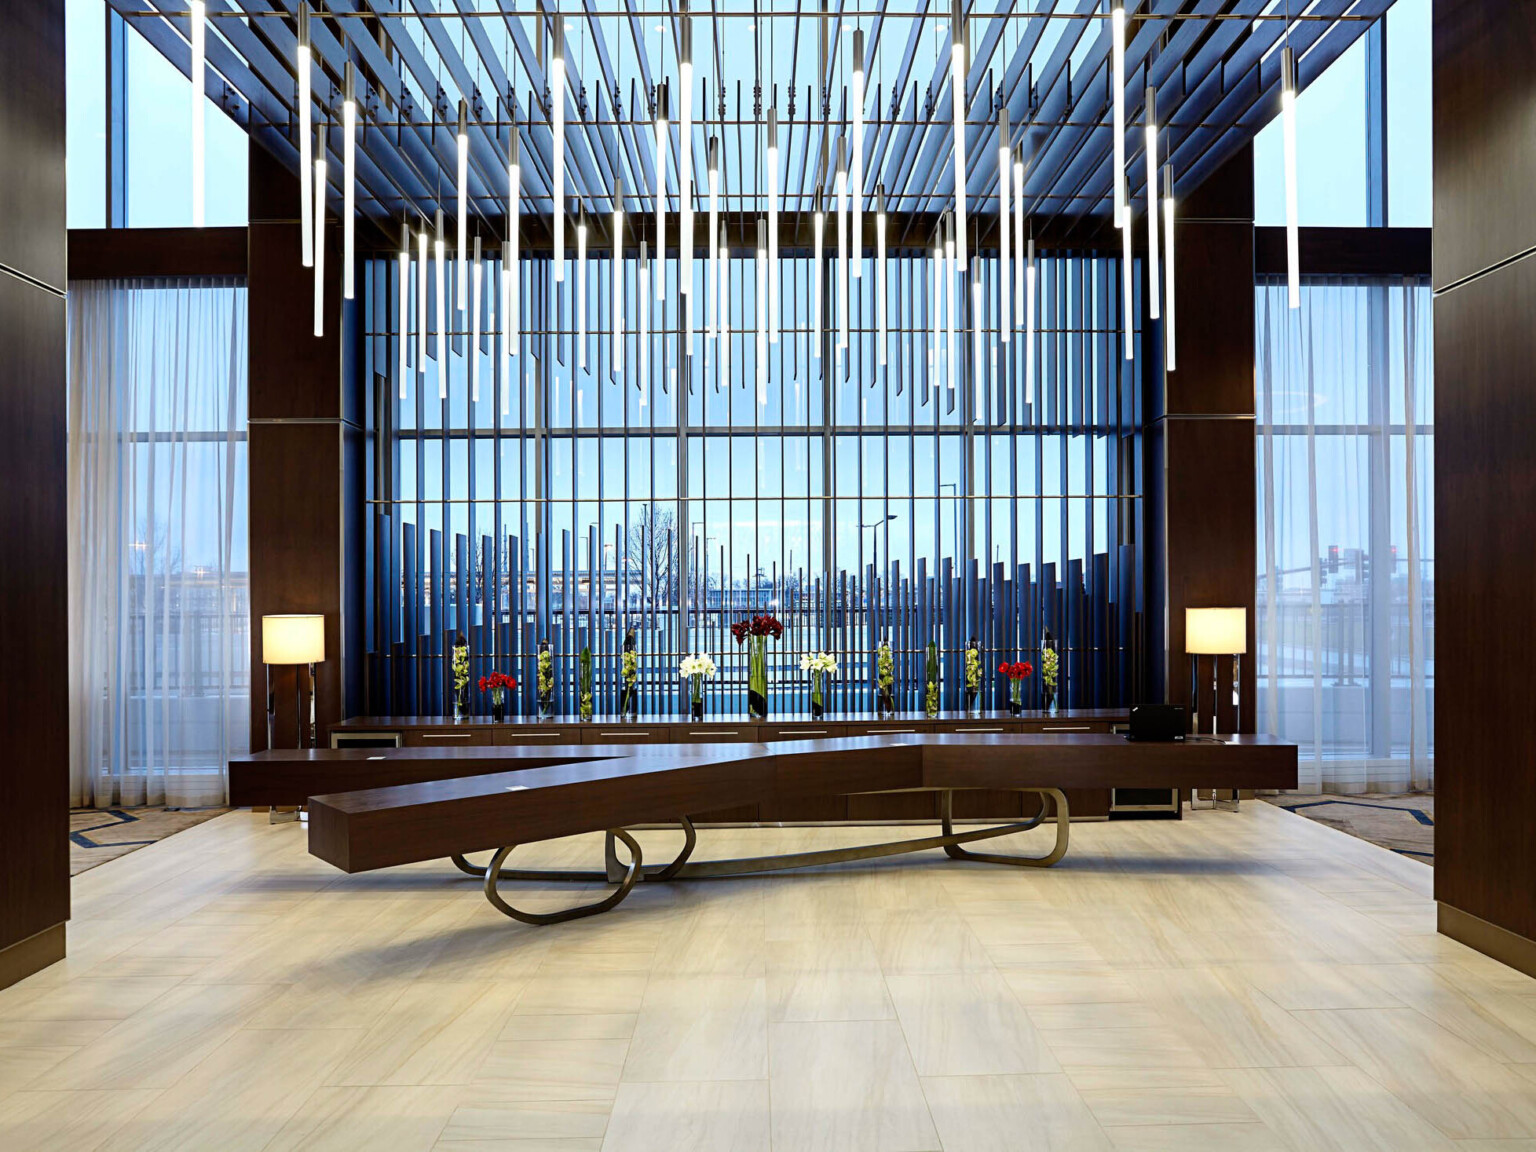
[2,800,1533,1151]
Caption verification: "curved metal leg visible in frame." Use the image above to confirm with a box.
[483,829,644,925]
[453,817,697,884]
[940,788,1070,867]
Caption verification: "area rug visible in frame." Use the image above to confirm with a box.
[1263,793,1434,864]
[70,807,230,875]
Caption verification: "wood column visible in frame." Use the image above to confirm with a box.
[247,144,364,751]
[0,0,68,987]
[1433,0,1536,976]
[1146,145,1257,734]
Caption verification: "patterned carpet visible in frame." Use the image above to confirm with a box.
[70,806,230,875]
[1263,793,1434,864]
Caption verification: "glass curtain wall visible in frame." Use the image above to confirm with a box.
[362,244,1142,717]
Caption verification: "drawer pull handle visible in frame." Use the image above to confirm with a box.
[694,730,736,736]
[421,733,472,740]
[783,729,828,736]
[599,731,649,737]
[869,729,915,735]
[956,727,1004,733]
[1042,725,1091,732]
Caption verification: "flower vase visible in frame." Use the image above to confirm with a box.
[964,689,979,716]
[691,675,704,721]
[537,693,553,720]
[924,684,940,719]
[810,672,825,720]
[1009,685,1023,717]
[453,691,467,723]
[747,638,769,720]
[491,691,506,723]
[1043,687,1057,716]
[877,689,895,718]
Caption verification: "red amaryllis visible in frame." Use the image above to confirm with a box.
[998,661,1033,681]
[730,614,785,644]
[479,671,517,693]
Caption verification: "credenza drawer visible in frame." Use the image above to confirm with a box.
[493,728,578,745]
[760,724,847,741]
[402,729,493,747]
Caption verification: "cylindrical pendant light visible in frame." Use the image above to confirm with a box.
[342,64,357,299]
[398,222,410,401]
[875,185,887,366]
[1281,45,1300,309]
[416,227,428,372]
[718,223,730,384]
[508,127,521,358]
[812,195,824,361]
[930,237,941,375]
[756,217,768,404]
[551,18,565,282]
[297,4,312,267]
[639,239,650,407]
[971,256,983,421]
[654,80,668,302]
[851,30,864,281]
[1144,85,1160,320]
[576,206,588,370]
[613,177,624,373]
[1163,164,1177,372]
[456,101,469,310]
[1014,145,1025,327]
[190,0,206,227]
[707,138,719,344]
[1025,232,1036,406]
[945,213,957,393]
[951,0,967,272]
[767,108,780,342]
[679,14,694,333]
[312,123,326,338]
[471,235,483,400]
[836,137,848,355]
[1112,3,1126,228]
[1121,211,1134,362]
[997,107,1010,346]
[501,240,513,415]
[435,208,448,397]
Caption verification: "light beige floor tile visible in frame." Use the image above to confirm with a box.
[433,1140,602,1151]
[440,1095,609,1143]
[0,1017,119,1048]
[1025,1003,1167,1031]
[769,1020,938,1151]
[866,910,994,975]
[921,1073,1114,1151]
[769,967,896,1022]
[1103,1121,1293,1151]
[886,970,1060,1075]
[1295,1007,1536,1139]
[1355,963,1536,1063]
[0,977,180,1022]
[601,1080,770,1152]
[0,1089,163,1152]
[325,980,521,1086]
[1076,1068,1258,1127]
[512,974,649,1017]
[265,1084,462,1151]
[623,976,768,1082]
[1037,1027,1209,1070]
[473,1038,630,1101]
[500,1014,637,1041]
[1002,968,1142,1006]
[1220,1065,1457,1151]
[0,1046,76,1100]
[1224,962,1408,1011]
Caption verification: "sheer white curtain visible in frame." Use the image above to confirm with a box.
[68,278,249,808]
[1256,276,1433,793]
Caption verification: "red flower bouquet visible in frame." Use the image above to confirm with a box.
[731,615,783,719]
[729,614,785,644]
[998,660,1033,713]
[479,671,517,721]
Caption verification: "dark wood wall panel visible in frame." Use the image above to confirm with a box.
[0,1,67,987]
[68,228,248,280]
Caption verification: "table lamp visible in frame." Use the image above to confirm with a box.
[1185,607,1246,735]
[262,614,325,748]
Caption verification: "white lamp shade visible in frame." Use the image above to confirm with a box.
[1185,607,1247,655]
[262,614,326,665]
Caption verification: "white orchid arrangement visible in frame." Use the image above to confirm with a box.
[799,652,838,676]
[679,654,717,679]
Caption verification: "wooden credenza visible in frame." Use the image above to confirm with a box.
[327,710,1128,823]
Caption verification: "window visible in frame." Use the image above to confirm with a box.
[66,0,106,228]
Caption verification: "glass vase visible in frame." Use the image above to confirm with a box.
[747,638,769,719]
[1009,684,1023,716]
[453,690,467,723]
[810,672,824,720]
[691,675,704,721]
[491,691,506,723]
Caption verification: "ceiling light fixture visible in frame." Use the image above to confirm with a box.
[1163,165,1176,372]
[312,123,326,337]
[836,137,848,356]
[1112,2,1126,228]
[707,138,719,346]
[951,1,967,272]
[471,235,483,400]
[930,237,940,377]
[946,212,957,393]
[551,19,565,282]
[1121,211,1134,362]
[456,101,469,310]
[812,194,824,361]
[756,217,768,404]
[767,108,780,343]
[343,64,357,299]
[297,4,312,267]
[576,206,588,370]
[417,226,428,374]
[1144,85,1159,320]
[190,0,205,227]
[1014,144,1025,328]
[679,13,694,346]
[435,208,448,397]
[639,239,650,408]
[1281,44,1300,308]
[613,177,624,373]
[997,107,1010,346]
[972,254,983,420]
[1025,232,1036,406]
[398,222,410,400]
[508,127,521,359]
[654,80,668,302]
[718,223,729,385]
[501,240,512,415]
[875,184,887,366]
[851,29,864,282]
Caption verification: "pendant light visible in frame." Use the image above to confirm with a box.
[718,223,730,385]
[1014,145,1025,327]
[946,212,957,393]
[654,80,668,302]
[1112,2,1126,227]
[875,185,887,366]
[297,4,312,267]
[501,240,513,415]
[997,107,1010,346]
[679,13,694,337]
[767,109,780,342]
[435,208,448,397]
[951,0,967,272]
[1144,85,1160,320]
[851,30,864,281]
[576,206,588,370]
[639,239,650,407]
[551,18,565,282]
[930,237,940,375]
[613,177,624,373]
[1025,232,1036,406]
[398,222,410,400]
[1163,165,1177,372]
[707,138,719,345]
[1281,44,1300,308]
[456,101,469,310]
[756,217,768,404]
[971,254,983,420]
[1121,211,1133,362]
[836,137,848,355]
[508,127,521,359]
[416,227,428,373]
[312,123,326,337]
[471,235,483,400]
[812,194,824,361]
[342,64,357,299]
[190,0,205,227]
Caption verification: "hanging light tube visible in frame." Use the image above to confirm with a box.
[707,139,719,344]
[398,222,410,401]
[471,235,483,400]
[951,0,967,272]
[298,4,312,267]
[836,137,848,355]
[1014,145,1025,327]
[1112,2,1126,228]
[639,240,650,408]
[719,223,730,384]
[508,128,521,358]
[1144,85,1160,320]
[946,212,957,393]
[997,107,1010,346]
[930,237,941,374]
[1025,232,1036,406]
[576,206,588,370]
[551,19,565,281]
[501,240,513,415]
[756,217,768,404]
[767,108,780,342]
[435,208,448,397]
[851,30,864,281]
[342,65,358,299]
[1163,165,1177,372]
[312,123,326,337]
[417,227,428,372]
[875,185,887,366]
[654,80,668,301]
[190,0,206,227]
[456,101,469,310]
[1121,211,1134,362]
[679,14,694,332]
[971,253,983,420]
[613,178,624,373]
[1282,45,1300,309]
[812,195,824,361]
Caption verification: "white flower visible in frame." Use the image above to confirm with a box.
[799,651,838,676]
[679,654,717,679]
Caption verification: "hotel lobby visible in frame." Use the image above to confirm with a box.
[2,1,1529,1148]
